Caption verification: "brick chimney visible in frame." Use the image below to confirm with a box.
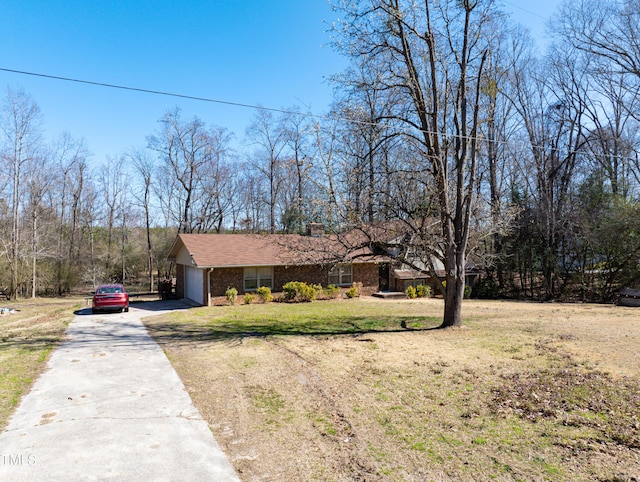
[306,223,325,237]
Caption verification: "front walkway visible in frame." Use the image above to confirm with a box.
[0,300,239,481]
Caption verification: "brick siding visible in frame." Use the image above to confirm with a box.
[175,264,185,299]
[353,263,380,295]
[205,263,382,298]
[209,267,244,299]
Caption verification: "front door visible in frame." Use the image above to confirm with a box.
[378,263,390,292]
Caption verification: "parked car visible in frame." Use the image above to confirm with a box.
[92,284,129,313]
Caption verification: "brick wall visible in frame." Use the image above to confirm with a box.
[206,263,381,297]
[353,263,380,295]
[201,270,209,307]
[175,264,185,299]
[209,267,244,298]
[274,265,328,290]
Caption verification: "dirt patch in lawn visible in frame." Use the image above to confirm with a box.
[144,298,640,481]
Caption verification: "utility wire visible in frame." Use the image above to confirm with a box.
[0,66,393,133]
[502,1,549,22]
[1,66,637,164]
[0,67,320,120]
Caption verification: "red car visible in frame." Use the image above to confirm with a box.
[92,284,129,313]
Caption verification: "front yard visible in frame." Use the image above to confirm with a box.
[143,297,640,481]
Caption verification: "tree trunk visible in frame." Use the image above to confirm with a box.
[440,241,467,328]
[31,209,37,299]
[442,276,465,328]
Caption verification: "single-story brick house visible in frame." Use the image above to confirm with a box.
[167,231,387,306]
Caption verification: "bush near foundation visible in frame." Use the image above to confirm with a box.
[226,287,238,305]
[256,286,273,303]
[282,281,317,302]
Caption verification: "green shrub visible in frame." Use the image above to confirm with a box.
[226,287,238,305]
[256,286,273,303]
[405,286,417,299]
[345,283,360,299]
[416,284,431,298]
[325,284,342,299]
[244,293,255,304]
[282,281,317,302]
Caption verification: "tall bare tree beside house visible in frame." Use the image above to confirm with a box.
[475,21,524,292]
[281,107,313,233]
[245,107,288,233]
[307,118,341,229]
[148,108,208,234]
[333,0,493,327]
[191,127,235,234]
[148,107,233,234]
[331,57,401,224]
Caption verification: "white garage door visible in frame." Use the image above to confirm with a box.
[184,266,204,305]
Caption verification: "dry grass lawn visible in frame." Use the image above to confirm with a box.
[144,298,640,481]
[0,298,81,430]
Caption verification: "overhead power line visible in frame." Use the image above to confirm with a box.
[0,66,395,132]
[0,66,637,165]
[0,67,316,120]
[503,1,549,22]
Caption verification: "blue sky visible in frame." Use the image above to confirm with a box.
[0,0,558,164]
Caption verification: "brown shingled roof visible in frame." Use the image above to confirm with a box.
[167,233,384,268]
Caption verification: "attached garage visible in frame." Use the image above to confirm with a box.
[184,265,205,305]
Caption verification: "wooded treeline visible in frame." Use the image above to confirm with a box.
[1,0,638,303]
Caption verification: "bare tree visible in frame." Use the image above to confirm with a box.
[0,87,43,298]
[547,0,640,199]
[129,148,155,291]
[245,108,288,233]
[191,128,235,234]
[333,0,493,327]
[98,156,125,278]
[50,133,90,293]
[148,108,233,234]
[555,0,640,82]
[148,108,205,233]
[25,150,54,298]
[330,57,402,224]
[306,119,341,229]
[581,75,639,198]
[281,107,313,233]
[507,43,591,298]
[474,21,525,292]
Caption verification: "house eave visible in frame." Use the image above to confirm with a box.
[185,259,384,270]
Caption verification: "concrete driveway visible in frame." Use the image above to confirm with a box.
[0,300,240,481]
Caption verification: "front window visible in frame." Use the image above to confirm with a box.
[244,267,274,291]
[328,264,353,286]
